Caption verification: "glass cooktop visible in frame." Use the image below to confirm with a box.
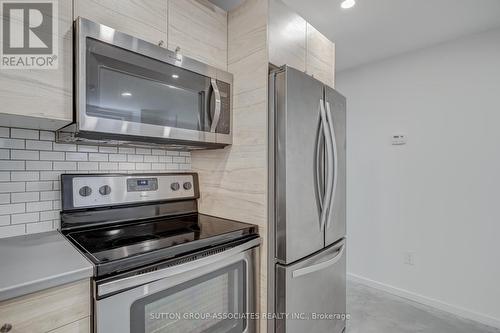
[65,213,257,276]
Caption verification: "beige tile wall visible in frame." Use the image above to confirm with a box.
[191,0,269,331]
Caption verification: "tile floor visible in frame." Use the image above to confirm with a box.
[347,280,500,333]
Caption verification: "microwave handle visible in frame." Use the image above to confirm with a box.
[210,78,222,133]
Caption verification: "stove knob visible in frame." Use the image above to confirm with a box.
[79,186,92,197]
[183,182,192,190]
[170,182,180,191]
[99,185,112,196]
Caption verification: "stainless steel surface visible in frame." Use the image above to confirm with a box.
[97,237,260,297]
[319,98,334,232]
[292,242,345,278]
[96,239,260,333]
[210,78,222,133]
[324,87,347,245]
[62,173,197,211]
[276,239,346,333]
[273,67,325,264]
[268,66,347,333]
[0,231,93,302]
[60,17,233,150]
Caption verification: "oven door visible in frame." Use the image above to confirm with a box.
[95,238,259,333]
[76,17,232,146]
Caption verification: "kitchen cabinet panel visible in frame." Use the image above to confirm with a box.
[268,0,306,71]
[168,0,228,70]
[50,317,90,333]
[74,0,167,45]
[306,23,335,87]
[0,0,72,130]
[0,279,91,333]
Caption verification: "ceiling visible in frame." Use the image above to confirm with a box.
[283,0,500,72]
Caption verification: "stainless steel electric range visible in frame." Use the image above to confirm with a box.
[60,173,260,333]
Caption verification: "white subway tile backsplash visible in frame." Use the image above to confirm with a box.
[0,149,9,159]
[26,201,52,212]
[11,171,39,181]
[0,127,9,138]
[40,210,59,221]
[40,191,60,201]
[99,146,118,153]
[127,155,143,162]
[26,161,52,170]
[11,192,39,203]
[53,161,77,171]
[0,194,9,204]
[11,128,39,140]
[0,160,25,170]
[11,149,39,160]
[0,128,191,237]
[26,140,51,151]
[40,151,65,161]
[11,212,39,224]
[118,147,135,154]
[66,152,88,161]
[78,161,99,171]
[78,145,99,152]
[26,181,52,191]
[0,203,25,215]
[26,220,53,233]
[0,182,25,193]
[0,215,10,226]
[0,138,25,149]
[89,153,108,162]
[39,131,55,141]
[53,143,77,151]
[0,224,25,239]
[99,162,118,171]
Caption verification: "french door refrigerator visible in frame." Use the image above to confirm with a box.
[268,66,346,333]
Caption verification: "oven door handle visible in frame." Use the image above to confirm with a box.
[97,237,261,297]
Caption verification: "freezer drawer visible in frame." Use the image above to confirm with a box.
[275,239,346,333]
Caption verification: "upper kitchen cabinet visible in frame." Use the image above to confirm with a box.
[0,0,72,130]
[168,0,228,70]
[74,0,167,46]
[268,0,335,88]
[269,0,307,72]
[306,23,335,87]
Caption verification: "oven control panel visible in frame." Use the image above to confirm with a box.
[66,173,197,209]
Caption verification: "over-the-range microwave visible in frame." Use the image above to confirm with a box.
[57,17,233,150]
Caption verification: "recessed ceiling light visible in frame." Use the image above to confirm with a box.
[341,0,356,9]
[172,74,179,79]
[121,92,132,97]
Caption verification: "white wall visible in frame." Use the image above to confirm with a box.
[337,28,500,327]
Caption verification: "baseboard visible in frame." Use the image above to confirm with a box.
[347,273,500,330]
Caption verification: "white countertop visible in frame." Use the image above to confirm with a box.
[0,231,93,301]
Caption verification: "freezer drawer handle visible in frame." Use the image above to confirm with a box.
[292,243,345,278]
[325,101,338,229]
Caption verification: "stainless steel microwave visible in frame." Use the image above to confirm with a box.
[57,17,233,150]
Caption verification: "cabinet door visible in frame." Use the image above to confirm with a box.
[0,0,72,130]
[74,0,167,45]
[167,0,228,70]
[269,0,306,71]
[306,23,335,88]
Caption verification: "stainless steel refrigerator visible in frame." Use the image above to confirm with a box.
[268,66,346,333]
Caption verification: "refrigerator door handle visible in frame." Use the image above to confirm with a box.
[292,243,346,278]
[325,101,338,229]
[319,99,334,232]
[315,116,324,214]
